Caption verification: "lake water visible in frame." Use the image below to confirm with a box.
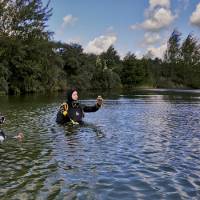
[0,89,200,200]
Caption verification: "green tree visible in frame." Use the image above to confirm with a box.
[163,29,182,86]
[180,34,200,87]
[164,29,181,64]
[121,52,147,87]
[90,54,121,89]
[0,0,59,94]
[0,0,52,39]
[60,43,84,77]
[100,45,122,74]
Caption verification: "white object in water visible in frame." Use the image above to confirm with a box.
[0,130,6,143]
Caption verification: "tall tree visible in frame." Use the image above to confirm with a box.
[164,29,181,64]
[181,34,200,66]
[0,0,57,94]
[163,29,182,85]
[180,34,200,87]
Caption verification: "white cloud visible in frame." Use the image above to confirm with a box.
[131,0,176,32]
[143,32,161,45]
[62,14,78,28]
[65,37,81,44]
[190,3,200,27]
[149,0,170,9]
[56,14,78,35]
[140,8,176,31]
[130,0,173,59]
[84,34,117,55]
[147,43,167,59]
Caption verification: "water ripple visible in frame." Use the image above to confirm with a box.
[0,94,200,199]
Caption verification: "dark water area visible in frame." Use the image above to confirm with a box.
[0,89,200,199]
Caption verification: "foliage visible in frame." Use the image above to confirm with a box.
[0,1,200,94]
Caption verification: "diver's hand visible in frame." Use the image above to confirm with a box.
[96,96,103,107]
[13,132,24,141]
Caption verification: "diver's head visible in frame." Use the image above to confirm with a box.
[72,90,78,101]
[67,88,78,103]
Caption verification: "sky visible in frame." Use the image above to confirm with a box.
[43,0,200,59]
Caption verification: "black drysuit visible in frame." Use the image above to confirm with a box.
[56,89,100,124]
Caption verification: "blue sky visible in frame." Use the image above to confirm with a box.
[43,0,200,58]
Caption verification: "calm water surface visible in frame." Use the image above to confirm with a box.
[0,89,200,200]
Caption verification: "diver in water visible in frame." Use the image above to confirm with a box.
[56,88,103,125]
[0,113,24,143]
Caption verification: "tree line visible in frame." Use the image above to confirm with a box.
[0,0,200,95]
